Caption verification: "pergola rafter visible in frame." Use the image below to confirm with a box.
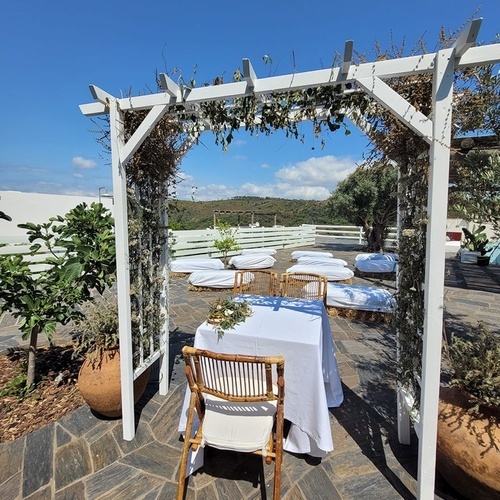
[80,19,500,498]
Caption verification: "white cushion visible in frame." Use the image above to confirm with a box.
[291,250,333,260]
[297,256,347,267]
[241,248,277,255]
[355,253,398,262]
[229,254,276,269]
[202,395,277,454]
[188,270,238,288]
[326,283,396,312]
[286,264,354,282]
[354,260,397,273]
[171,258,224,273]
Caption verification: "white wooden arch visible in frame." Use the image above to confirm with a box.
[80,19,499,499]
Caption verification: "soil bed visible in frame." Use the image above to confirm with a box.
[0,344,85,443]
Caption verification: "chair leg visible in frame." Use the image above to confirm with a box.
[177,394,197,500]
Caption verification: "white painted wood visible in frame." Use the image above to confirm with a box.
[341,40,353,74]
[158,73,180,98]
[120,104,169,165]
[417,46,455,500]
[242,58,257,89]
[454,18,481,57]
[356,76,433,143]
[109,99,136,441]
[89,84,113,104]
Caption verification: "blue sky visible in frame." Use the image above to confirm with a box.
[0,1,498,201]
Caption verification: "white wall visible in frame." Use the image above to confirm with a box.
[0,191,114,242]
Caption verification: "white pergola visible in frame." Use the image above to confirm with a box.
[80,19,499,498]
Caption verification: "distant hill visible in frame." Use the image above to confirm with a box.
[167,197,342,230]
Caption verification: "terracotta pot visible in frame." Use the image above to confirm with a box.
[437,386,500,500]
[78,348,151,418]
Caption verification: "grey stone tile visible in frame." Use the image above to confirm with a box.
[54,480,86,500]
[0,435,25,484]
[119,441,178,479]
[89,432,122,472]
[54,439,92,490]
[22,425,54,497]
[55,425,72,447]
[94,472,164,500]
[0,471,21,500]
[295,460,342,500]
[25,484,53,499]
[112,420,154,455]
[85,463,138,499]
[58,405,107,438]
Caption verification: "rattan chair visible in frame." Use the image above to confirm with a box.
[177,346,285,500]
[233,270,279,296]
[279,272,328,304]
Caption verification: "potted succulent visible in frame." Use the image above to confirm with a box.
[461,225,490,265]
[73,296,150,418]
[437,322,500,499]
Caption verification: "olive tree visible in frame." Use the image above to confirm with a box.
[327,161,398,251]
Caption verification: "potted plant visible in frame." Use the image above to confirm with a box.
[437,322,500,499]
[461,225,490,265]
[74,296,150,418]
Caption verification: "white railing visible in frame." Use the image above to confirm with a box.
[304,224,398,246]
[170,225,316,259]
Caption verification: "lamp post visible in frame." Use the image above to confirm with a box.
[98,186,106,204]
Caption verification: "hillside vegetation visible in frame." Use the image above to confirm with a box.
[168,197,335,230]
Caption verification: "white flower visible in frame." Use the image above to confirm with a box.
[225,309,234,316]
[217,304,222,310]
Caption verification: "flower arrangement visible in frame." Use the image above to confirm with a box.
[206,298,252,339]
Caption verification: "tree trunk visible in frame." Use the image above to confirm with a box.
[26,326,40,387]
[363,222,385,252]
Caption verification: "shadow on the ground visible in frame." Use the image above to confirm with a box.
[445,258,500,293]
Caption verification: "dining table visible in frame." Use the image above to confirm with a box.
[178,294,344,466]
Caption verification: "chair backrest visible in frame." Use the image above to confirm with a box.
[182,346,284,404]
[233,270,279,297]
[279,272,328,304]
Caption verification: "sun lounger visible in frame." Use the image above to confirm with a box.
[229,254,276,269]
[286,264,354,282]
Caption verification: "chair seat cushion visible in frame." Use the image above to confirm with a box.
[171,258,224,273]
[202,395,277,454]
[188,270,238,288]
[296,256,347,267]
[326,283,396,312]
[286,264,354,282]
[229,254,276,269]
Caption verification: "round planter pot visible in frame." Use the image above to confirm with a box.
[476,255,490,266]
[78,348,151,418]
[437,387,500,499]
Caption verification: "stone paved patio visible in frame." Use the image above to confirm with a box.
[0,241,498,499]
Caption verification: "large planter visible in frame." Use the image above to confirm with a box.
[476,255,490,266]
[437,387,500,499]
[78,348,151,418]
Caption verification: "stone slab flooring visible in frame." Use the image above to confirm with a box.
[1,241,498,499]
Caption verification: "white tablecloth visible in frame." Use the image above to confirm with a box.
[178,295,344,459]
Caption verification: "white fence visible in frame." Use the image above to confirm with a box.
[170,225,316,259]
[303,224,398,246]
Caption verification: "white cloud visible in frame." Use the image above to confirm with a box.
[73,172,83,178]
[260,163,271,169]
[72,156,97,169]
[232,155,247,161]
[177,154,358,201]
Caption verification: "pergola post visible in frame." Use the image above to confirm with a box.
[417,46,455,497]
[108,99,136,441]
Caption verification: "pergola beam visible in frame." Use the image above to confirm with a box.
[454,18,482,57]
[356,76,433,143]
[158,73,181,98]
[242,58,257,90]
[341,40,354,75]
